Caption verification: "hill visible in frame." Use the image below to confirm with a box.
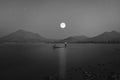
[0,29,54,43]
[85,31,120,43]
[58,36,88,43]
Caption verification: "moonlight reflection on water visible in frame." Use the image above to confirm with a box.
[57,48,67,80]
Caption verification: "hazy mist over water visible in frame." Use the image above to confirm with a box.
[0,0,120,39]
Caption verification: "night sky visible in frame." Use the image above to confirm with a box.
[0,0,120,39]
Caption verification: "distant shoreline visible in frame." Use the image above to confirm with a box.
[0,42,120,44]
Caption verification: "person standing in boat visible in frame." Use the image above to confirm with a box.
[64,42,67,48]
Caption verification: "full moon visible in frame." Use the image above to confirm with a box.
[60,22,66,29]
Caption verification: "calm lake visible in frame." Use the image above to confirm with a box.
[0,43,120,79]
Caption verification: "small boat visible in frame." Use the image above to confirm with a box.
[53,42,67,49]
[53,46,63,48]
[53,44,65,48]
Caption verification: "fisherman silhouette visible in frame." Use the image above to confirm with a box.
[64,42,67,48]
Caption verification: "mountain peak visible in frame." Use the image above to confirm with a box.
[88,30,120,41]
[102,30,120,36]
[15,29,30,33]
[0,29,52,43]
[104,30,119,33]
[111,30,119,34]
[59,35,88,42]
[66,35,88,39]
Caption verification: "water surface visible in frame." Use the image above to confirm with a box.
[0,43,120,79]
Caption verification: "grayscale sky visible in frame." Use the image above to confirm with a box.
[0,0,120,39]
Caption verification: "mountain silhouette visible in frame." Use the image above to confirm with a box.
[59,36,88,43]
[86,31,120,42]
[0,29,53,43]
[0,30,120,43]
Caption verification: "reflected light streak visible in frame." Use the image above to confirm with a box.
[58,48,67,80]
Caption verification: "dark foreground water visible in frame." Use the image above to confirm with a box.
[0,43,120,80]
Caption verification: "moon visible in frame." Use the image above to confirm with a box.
[60,22,66,29]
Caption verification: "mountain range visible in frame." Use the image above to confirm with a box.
[0,29,120,43]
[59,36,88,43]
[83,31,120,43]
[0,29,54,43]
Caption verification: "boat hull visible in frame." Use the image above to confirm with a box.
[53,44,67,49]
